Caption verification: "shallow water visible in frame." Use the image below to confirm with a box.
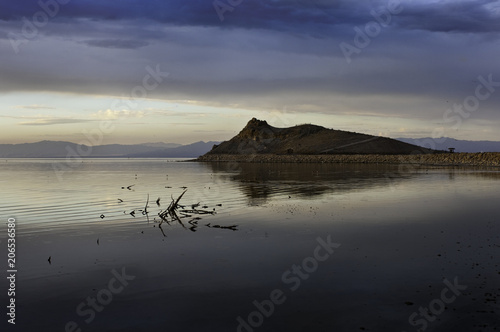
[1,159,499,331]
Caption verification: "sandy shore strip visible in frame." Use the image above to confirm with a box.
[195,152,500,167]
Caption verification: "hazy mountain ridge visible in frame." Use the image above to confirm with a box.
[0,140,217,158]
[4,132,498,158]
[138,142,182,149]
[125,141,221,158]
[396,137,500,153]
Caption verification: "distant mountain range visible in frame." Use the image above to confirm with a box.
[2,133,497,158]
[395,137,500,153]
[0,141,218,158]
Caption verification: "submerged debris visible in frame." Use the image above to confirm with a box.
[156,190,236,235]
[206,223,238,231]
[144,194,150,222]
[106,188,236,237]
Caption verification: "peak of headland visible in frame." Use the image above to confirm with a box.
[203,118,436,156]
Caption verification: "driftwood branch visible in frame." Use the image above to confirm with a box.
[156,189,237,234]
[159,190,187,226]
[144,193,150,223]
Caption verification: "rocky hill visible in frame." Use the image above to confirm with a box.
[203,118,438,156]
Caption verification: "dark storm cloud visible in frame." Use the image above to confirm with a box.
[1,0,499,36]
[0,0,499,124]
[0,0,346,30]
[395,0,500,33]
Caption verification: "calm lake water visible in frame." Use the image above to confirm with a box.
[1,159,499,332]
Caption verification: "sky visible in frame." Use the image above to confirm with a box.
[0,0,499,145]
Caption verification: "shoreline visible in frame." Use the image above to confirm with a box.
[195,152,500,167]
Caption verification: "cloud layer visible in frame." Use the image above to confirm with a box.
[1,0,500,142]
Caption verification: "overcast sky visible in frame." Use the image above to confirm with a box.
[1,0,499,144]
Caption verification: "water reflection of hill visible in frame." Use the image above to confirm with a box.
[202,162,418,204]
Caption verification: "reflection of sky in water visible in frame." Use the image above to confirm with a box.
[1,159,499,331]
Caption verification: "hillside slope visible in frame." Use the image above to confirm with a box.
[204,118,437,156]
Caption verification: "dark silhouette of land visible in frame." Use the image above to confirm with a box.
[197,118,500,167]
[203,118,437,156]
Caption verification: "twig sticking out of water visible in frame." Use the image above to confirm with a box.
[205,223,238,231]
[159,190,187,226]
[156,189,236,234]
[179,209,215,215]
[144,194,150,223]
